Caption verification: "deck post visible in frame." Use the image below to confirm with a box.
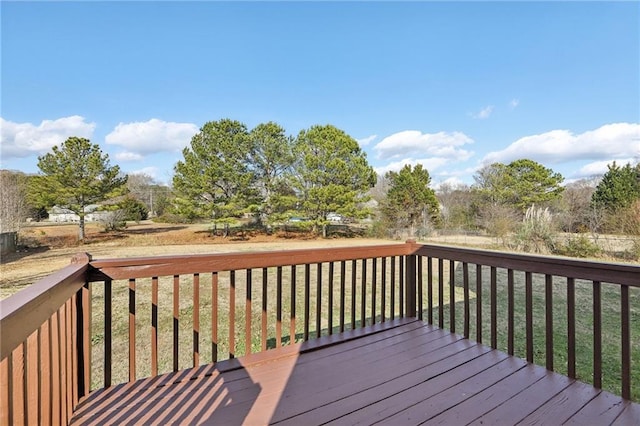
[72,253,92,400]
[405,240,417,318]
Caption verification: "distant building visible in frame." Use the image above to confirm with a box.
[48,205,110,223]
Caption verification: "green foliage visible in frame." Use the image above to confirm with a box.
[474,159,564,211]
[512,205,557,254]
[382,164,440,237]
[173,119,257,221]
[120,197,149,222]
[35,137,127,240]
[249,122,296,226]
[557,235,601,258]
[293,124,376,237]
[591,161,640,211]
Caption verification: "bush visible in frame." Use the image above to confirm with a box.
[557,235,601,258]
[102,210,127,232]
[121,197,149,222]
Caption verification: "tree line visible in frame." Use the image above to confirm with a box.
[3,119,639,254]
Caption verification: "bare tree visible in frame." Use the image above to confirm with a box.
[0,170,28,233]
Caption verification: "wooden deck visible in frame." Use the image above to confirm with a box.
[70,319,638,425]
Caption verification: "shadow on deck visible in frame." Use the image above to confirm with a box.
[70,319,639,425]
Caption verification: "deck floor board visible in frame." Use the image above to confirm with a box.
[70,319,639,425]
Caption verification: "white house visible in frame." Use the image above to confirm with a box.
[48,205,111,223]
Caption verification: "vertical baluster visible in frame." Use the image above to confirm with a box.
[340,261,346,333]
[567,277,575,378]
[525,272,533,363]
[81,281,91,398]
[61,302,69,425]
[476,265,482,343]
[545,274,554,371]
[193,273,200,367]
[316,263,322,338]
[212,272,218,363]
[173,275,180,370]
[12,344,25,425]
[399,257,404,318]
[463,262,469,339]
[449,260,455,332]
[490,266,497,349]
[229,271,236,359]
[372,258,378,324]
[262,268,268,352]
[129,278,136,381]
[438,258,444,329]
[39,319,51,422]
[507,269,514,355]
[51,311,60,423]
[151,277,158,376]
[290,265,296,344]
[391,257,396,321]
[246,269,252,355]
[304,264,310,341]
[104,280,112,388]
[381,257,387,323]
[26,331,39,425]
[418,256,423,321]
[592,280,601,388]
[351,260,357,329]
[328,262,334,334]
[276,267,283,347]
[1,355,9,425]
[427,257,433,325]
[71,293,78,409]
[621,284,630,400]
[361,259,367,326]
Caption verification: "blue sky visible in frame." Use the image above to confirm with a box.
[2,1,639,187]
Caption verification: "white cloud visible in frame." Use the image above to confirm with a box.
[374,157,451,176]
[575,158,637,178]
[373,130,474,161]
[105,118,198,155]
[128,166,160,180]
[482,122,640,165]
[433,177,467,192]
[357,134,377,147]
[0,116,96,159]
[509,99,520,109]
[471,105,494,119]
[115,151,144,161]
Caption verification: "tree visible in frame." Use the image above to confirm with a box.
[474,159,564,211]
[0,170,28,233]
[293,124,376,237]
[591,162,640,211]
[173,119,256,235]
[248,122,296,228]
[436,182,476,230]
[382,164,440,237]
[35,137,127,241]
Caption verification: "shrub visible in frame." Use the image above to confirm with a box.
[512,205,557,254]
[102,210,127,232]
[557,235,601,258]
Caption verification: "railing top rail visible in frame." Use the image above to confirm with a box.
[413,243,640,287]
[88,243,412,281]
[0,253,90,360]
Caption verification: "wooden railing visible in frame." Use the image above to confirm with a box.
[1,241,638,424]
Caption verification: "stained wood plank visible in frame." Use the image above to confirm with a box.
[518,380,601,425]
[69,321,640,426]
[468,370,574,424]
[564,391,632,425]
